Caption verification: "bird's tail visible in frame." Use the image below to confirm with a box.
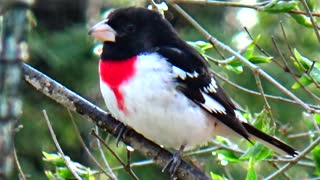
[242,122,298,156]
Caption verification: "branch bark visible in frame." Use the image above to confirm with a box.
[22,63,210,180]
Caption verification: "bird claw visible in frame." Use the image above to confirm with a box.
[114,123,129,147]
[162,155,182,178]
[162,145,185,178]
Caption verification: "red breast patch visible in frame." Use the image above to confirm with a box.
[99,56,137,112]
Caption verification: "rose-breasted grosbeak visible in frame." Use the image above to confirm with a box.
[89,7,297,174]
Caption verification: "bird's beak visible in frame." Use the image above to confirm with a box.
[88,19,116,42]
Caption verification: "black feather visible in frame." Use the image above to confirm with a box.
[156,46,250,141]
[242,122,298,156]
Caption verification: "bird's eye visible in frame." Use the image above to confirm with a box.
[124,24,136,33]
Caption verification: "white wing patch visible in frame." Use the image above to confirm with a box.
[203,78,218,93]
[201,92,226,114]
[172,65,199,79]
[172,66,187,80]
[171,65,223,114]
[187,71,199,78]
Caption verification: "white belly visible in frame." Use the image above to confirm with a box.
[100,53,216,150]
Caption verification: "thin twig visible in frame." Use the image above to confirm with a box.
[243,27,287,71]
[112,160,154,171]
[169,0,320,17]
[126,147,139,180]
[210,69,320,110]
[307,61,316,75]
[42,110,82,180]
[288,131,320,139]
[305,61,320,89]
[288,9,320,17]
[90,129,139,180]
[205,55,235,65]
[211,139,245,154]
[271,162,291,180]
[169,0,269,9]
[265,135,320,179]
[300,0,320,43]
[253,72,275,125]
[243,27,271,57]
[266,159,315,168]
[169,3,317,113]
[68,110,117,180]
[185,146,220,156]
[279,22,320,89]
[90,129,126,168]
[94,126,116,178]
[112,146,220,171]
[280,22,306,73]
[211,42,226,59]
[271,37,320,102]
[13,147,26,180]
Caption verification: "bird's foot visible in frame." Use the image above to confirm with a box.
[114,123,129,147]
[162,145,185,178]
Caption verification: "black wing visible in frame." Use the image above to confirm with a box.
[156,46,250,140]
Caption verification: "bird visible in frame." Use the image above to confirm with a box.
[89,7,297,175]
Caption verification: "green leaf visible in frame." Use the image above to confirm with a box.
[245,158,257,180]
[289,14,313,27]
[243,34,261,59]
[214,149,241,163]
[226,34,269,74]
[225,58,243,74]
[226,64,243,74]
[243,43,255,59]
[292,48,312,71]
[262,1,299,13]
[252,109,270,132]
[291,74,312,89]
[187,40,213,55]
[42,152,65,166]
[194,40,213,51]
[227,58,242,66]
[210,172,226,180]
[57,167,74,179]
[44,171,55,180]
[249,56,272,64]
[312,145,320,175]
[241,143,273,161]
[291,49,320,87]
[43,151,97,180]
[314,113,320,125]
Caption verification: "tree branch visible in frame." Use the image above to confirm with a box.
[22,63,210,180]
[170,0,320,17]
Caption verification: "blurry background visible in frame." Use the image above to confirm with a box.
[12,0,320,179]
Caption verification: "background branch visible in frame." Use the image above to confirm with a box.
[0,3,29,178]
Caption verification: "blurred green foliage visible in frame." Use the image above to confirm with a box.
[8,0,320,179]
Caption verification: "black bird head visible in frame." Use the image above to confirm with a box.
[89,7,183,60]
